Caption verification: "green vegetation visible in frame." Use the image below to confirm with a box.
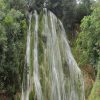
[76,2,100,70]
[48,0,93,39]
[0,0,27,97]
[29,91,35,100]
[0,0,99,99]
[75,2,100,99]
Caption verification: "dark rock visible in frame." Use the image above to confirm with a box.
[42,35,47,44]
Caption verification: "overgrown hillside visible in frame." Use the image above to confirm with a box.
[0,0,99,99]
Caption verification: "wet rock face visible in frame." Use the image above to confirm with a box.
[42,35,47,44]
[44,0,49,8]
[63,61,70,77]
[28,7,33,12]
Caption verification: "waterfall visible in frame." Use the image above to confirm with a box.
[21,12,32,100]
[21,8,85,100]
[33,10,43,100]
[42,8,66,100]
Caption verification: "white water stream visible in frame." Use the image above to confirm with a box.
[21,8,85,100]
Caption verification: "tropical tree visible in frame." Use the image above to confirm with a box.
[0,0,27,97]
[76,2,100,99]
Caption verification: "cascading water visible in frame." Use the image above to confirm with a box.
[33,10,43,100]
[21,12,32,100]
[21,7,85,100]
[42,8,67,100]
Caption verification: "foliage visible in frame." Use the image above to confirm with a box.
[6,0,27,12]
[0,0,98,99]
[76,2,100,70]
[47,0,94,39]
[0,0,27,96]
[62,0,76,32]
[89,60,100,100]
